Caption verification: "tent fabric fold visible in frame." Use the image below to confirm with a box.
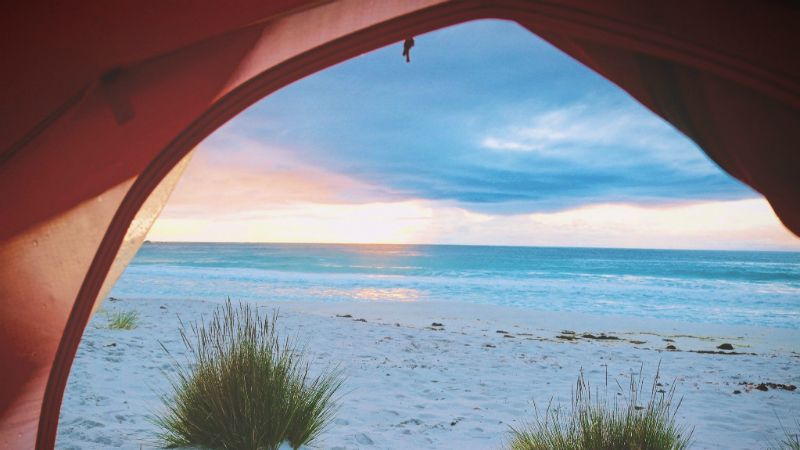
[1,1,797,448]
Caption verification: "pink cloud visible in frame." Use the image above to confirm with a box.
[159,135,396,218]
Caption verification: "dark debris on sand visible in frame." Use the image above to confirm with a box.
[691,349,755,356]
[739,382,797,392]
[581,333,620,340]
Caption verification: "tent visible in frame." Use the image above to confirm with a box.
[1,1,798,447]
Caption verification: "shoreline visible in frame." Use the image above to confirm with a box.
[58,297,800,449]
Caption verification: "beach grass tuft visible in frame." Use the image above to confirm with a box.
[153,299,343,450]
[106,310,139,330]
[775,419,800,450]
[779,435,800,450]
[508,366,692,450]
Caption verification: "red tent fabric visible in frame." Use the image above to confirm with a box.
[1,1,798,448]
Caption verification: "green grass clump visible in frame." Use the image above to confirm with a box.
[154,300,343,450]
[106,310,139,330]
[508,366,692,450]
[774,419,800,450]
[778,434,800,450]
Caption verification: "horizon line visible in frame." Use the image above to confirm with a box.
[142,239,800,253]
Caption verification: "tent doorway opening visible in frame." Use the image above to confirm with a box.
[55,19,800,449]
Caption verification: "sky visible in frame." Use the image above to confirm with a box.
[147,20,799,251]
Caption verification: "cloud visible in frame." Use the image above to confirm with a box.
[482,105,628,153]
[217,22,754,213]
[521,199,798,249]
[481,104,670,155]
[147,19,796,249]
[222,95,753,215]
[159,133,401,219]
[151,200,438,244]
[482,102,715,169]
[149,197,800,250]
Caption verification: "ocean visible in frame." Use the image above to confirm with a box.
[110,242,800,329]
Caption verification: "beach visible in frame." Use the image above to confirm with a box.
[58,297,800,449]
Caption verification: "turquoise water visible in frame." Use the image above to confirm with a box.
[111,242,800,328]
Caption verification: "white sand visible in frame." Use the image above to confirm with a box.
[58,297,800,449]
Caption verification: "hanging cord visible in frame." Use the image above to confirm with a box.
[402,37,415,63]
